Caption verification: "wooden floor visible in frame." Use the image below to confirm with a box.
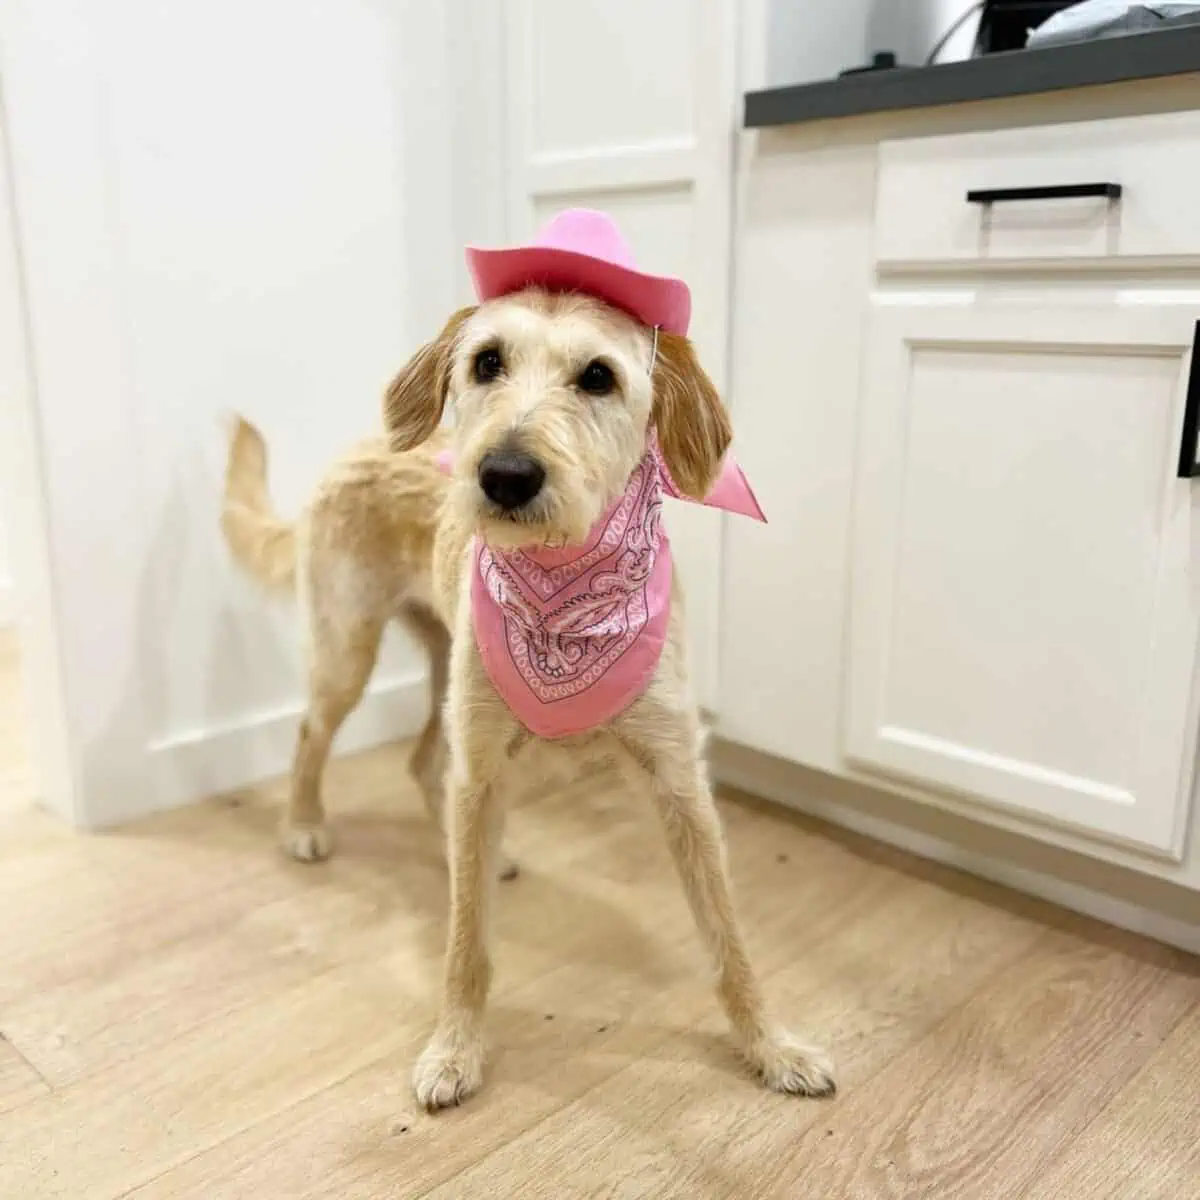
[1,632,1198,1198]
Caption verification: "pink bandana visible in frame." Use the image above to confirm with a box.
[445,444,764,739]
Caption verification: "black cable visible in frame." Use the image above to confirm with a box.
[925,2,987,65]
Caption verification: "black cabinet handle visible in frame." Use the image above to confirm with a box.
[966,183,1123,205]
[1177,322,1200,480]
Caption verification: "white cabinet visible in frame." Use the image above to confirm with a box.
[719,99,1200,889]
[847,303,1200,856]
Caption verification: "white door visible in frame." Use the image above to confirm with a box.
[847,303,1200,857]
[498,0,739,711]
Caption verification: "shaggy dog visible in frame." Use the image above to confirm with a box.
[381,287,834,1109]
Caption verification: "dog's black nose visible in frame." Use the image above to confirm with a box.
[479,452,546,511]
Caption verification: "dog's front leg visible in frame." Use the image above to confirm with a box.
[616,704,836,1098]
[412,762,504,1110]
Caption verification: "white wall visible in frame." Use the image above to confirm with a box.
[765,0,981,85]
[0,500,11,625]
[1,0,465,823]
[766,0,873,86]
[97,0,453,745]
[0,86,77,815]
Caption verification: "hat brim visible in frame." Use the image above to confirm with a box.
[466,244,691,336]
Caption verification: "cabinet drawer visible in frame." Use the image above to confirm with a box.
[875,111,1200,269]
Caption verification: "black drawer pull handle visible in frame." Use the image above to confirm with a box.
[966,183,1123,205]
[1177,322,1200,480]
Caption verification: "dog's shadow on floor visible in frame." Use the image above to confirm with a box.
[333,806,685,987]
[132,777,682,988]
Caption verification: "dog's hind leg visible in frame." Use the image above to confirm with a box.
[282,602,384,863]
[396,601,452,838]
[397,600,519,882]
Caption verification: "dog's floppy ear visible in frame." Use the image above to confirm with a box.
[383,305,477,452]
[651,332,733,499]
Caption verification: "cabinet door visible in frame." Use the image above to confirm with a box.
[847,304,1200,857]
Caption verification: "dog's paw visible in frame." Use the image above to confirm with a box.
[412,1032,485,1111]
[281,822,332,863]
[749,1031,836,1097]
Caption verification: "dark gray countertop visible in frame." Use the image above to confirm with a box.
[745,26,1200,129]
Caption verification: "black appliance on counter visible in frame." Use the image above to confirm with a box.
[980,0,1079,53]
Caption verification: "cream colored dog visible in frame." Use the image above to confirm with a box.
[381,288,835,1109]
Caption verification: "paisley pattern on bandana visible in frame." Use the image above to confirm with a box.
[473,450,670,736]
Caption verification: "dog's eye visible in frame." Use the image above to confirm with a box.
[473,347,504,384]
[577,360,615,396]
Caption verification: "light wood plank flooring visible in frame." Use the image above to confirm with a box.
[0,632,1197,1198]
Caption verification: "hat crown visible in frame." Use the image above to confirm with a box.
[532,208,636,270]
[466,206,691,334]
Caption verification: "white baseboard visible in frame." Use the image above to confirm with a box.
[713,747,1200,957]
[142,672,429,823]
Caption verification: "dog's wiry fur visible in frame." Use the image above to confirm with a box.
[379,288,835,1110]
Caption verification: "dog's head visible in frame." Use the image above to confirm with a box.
[383,289,731,548]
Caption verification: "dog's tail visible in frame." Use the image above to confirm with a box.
[220,415,296,595]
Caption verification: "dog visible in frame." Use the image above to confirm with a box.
[379,209,835,1110]
[224,207,835,1110]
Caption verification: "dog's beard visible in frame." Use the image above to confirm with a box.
[477,503,557,549]
[461,479,607,551]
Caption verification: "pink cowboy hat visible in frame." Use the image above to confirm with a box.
[466,208,692,336]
